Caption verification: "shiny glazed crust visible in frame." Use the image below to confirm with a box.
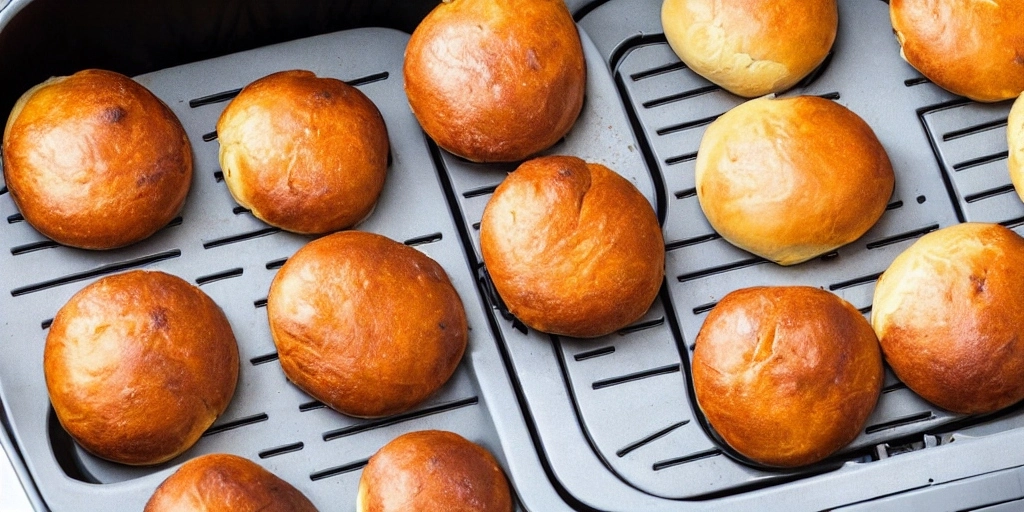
[1010,94,1024,202]
[692,286,883,467]
[871,223,1024,414]
[144,453,318,511]
[43,270,239,465]
[890,0,1024,102]
[216,70,389,234]
[267,231,468,418]
[403,0,585,162]
[695,96,894,265]
[356,430,512,512]
[479,156,665,338]
[661,0,837,97]
[2,69,192,249]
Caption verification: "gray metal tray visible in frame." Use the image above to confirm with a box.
[3,0,1024,510]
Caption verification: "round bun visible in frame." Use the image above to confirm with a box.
[695,96,894,266]
[268,231,467,418]
[44,270,239,465]
[357,430,511,512]
[216,70,388,234]
[692,286,883,468]
[890,0,1024,102]
[661,0,837,98]
[2,69,192,249]
[871,223,1024,414]
[1010,94,1024,202]
[145,453,317,512]
[480,156,664,338]
[403,0,585,162]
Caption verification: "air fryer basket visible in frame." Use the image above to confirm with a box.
[2,0,1024,511]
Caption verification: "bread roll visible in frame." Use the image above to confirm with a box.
[1010,93,1024,202]
[145,454,317,512]
[695,95,894,265]
[692,286,883,468]
[2,69,192,249]
[403,0,585,162]
[268,231,467,418]
[661,0,837,97]
[890,0,1024,102]
[357,430,511,512]
[871,223,1024,414]
[216,70,389,234]
[44,270,238,465]
[479,156,664,338]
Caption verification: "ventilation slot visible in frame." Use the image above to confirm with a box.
[254,298,268,308]
[630,61,687,81]
[882,381,907,394]
[322,396,479,442]
[196,268,243,285]
[7,213,23,224]
[952,151,1008,172]
[266,258,288,270]
[656,114,721,136]
[865,412,933,435]
[462,184,498,199]
[250,352,279,366]
[233,206,251,215]
[299,400,326,412]
[643,85,719,108]
[617,421,689,457]
[865,224,938,250]
[203,413,269,437]
[965,184,1016,203]
[817,92,841,100]
[189,88,243,108]
[618,317,664,335]
[574,346,615,362]
[203,131,218,142]
[692,301,718,315]
[404,232,442,247]
[346,71,390,88]
[828,272,882,291]
[592,364,680,390]
[678,257,765,283]
[904,77,930,87]
[259,442,304,459]
[11,250,181,297]
[886,200,904,211]
[203,227,280,249]
[41,318,52,330]
[674,188,696,199]
[213,171,224,182]
[665,152,698,166]
[943,118,1007,141]
[310,459,368,481]
[666,233,720,251]
[653,449,721,471]
[11,241,59,255]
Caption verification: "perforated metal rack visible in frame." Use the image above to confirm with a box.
[3,0,1024,510]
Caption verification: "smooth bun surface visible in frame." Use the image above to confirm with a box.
[2,69,192,249]
[891,0,1024,102]
[268,231,467,418]
[480,156,664,338]
[357,430,511,512]
[44,270,239,465]
[695,96,894,265]
[692,286,883,468]
[216,70,388,234]
[145,454,317,512]
[1010,94,1024,202]
[871,223,1024,414]
[661,0,837,97]
[403,0,585,162]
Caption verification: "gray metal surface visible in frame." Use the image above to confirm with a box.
[0,27,566,512]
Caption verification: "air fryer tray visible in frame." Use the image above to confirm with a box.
[3,0,1024,510]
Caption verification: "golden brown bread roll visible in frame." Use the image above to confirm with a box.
[268,231,467,418]
[890,0,1024,102]
[871,223,1024,414]
[695,95,894,265]
[216,70,389,234]
[2,69,192,249]
[479,156,664,338]
[1010,94,1024,202]
[145,453,317,512]
[357,430,512,512]
[44,270,239,465]
[403,0,585,162]
[692,286,883,468]
[661,0,837,97]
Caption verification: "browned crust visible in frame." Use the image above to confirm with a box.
[216,70,389,234]
[2,69,192,249]
[357,430,512,512]
[692,286,883,467]
[695,96,894,265]
[403,0,585,162]
[479,156,665,338]
[43,270,239,465]
[267,231,468,418]
[890,0,1024,102]
[145,453,318,511]
[872,223,1024,414]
